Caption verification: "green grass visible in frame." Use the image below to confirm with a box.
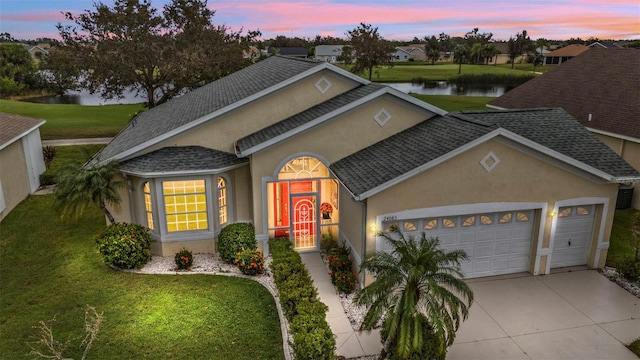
[0,197,283,359]
[607,209,639,268]
[340,63,546,82]
[628,338,640,356]
[411,94,494,111]
[0,99,143,140]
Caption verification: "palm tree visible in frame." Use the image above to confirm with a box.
[54,160,123,224]
[355,225,473,359]
[453,44,470,74]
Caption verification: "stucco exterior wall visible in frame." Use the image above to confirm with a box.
[594,133,640,209]
[337,184,366,261]
[364,139,618,275]
[249,95,436,234]
[146,70,360,155]
[0,141,30,222]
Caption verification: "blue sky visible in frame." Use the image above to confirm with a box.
[1,0,638,41]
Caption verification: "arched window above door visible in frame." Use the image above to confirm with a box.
[278,156,329,180]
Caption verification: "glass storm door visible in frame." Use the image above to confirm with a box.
[291,195,317,250]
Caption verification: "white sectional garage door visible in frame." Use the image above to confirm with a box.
[551,205,595,268]
[381,210,535,278]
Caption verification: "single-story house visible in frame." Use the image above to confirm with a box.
[391,47,412,62]
[396,45,426,61]
[0,113,46,222]
[92,55,639,280]
[314,45,345,63]
[22,44,49,60]
[489,48,640,209]
[544,44,588,65]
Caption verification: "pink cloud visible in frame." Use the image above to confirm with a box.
[0,10,69,22]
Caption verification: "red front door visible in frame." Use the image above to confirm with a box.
[291,195,317,250]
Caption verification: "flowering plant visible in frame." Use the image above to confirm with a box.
[174,248,193,270]
[320,202,333,214]
[235,248,264,276]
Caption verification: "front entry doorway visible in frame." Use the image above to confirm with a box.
[267,156,339,251]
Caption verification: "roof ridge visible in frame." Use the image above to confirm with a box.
[273,54,322,64]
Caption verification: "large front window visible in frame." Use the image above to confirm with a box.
[163,180,208,232]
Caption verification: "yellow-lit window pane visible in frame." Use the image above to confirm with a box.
[217,177,228,225]
[462,216,476,227]
[384,222,398,232]
[480,215,493,225]
[424,219,437,230]
[163,180,208,232]
[558,207,571,217]
[516,212,529,222]
[499,213,512,223]
[577,206,590,215]
[143,181,154,230]
[443,218,456,228]
[403,221,417,231]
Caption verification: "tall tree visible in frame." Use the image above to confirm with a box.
[535,38,550,55]
[507,30,535,69]
[40,46,80,95]
[56,0,259,108]
[0,43,36,96]
[345,23,395,81]
[424,35,441,64]
[55,160,124,225]
[453,44,470,74]
[438,33,454,59]
[355,225,473,359]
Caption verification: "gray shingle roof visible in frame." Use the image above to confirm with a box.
[0,112,45,148]
[332,108,639,198]
[331,114,494,197]
[236,83,386,153]
[93,56,324,163]
[119,146,248,175]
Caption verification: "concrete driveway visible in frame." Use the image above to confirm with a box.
[448,269,639,359]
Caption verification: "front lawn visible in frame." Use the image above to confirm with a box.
[0,99,143,140]
[607,208,639,268]
[0,196,283,359]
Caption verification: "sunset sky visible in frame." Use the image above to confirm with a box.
[1,0,638,42]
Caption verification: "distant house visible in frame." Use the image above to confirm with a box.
[267,47,308,58]
[543,44,588,65]
[0,113,46,222]
[22,44,49,60]
[396,45,426,61]
[314,45,345,63]
[489,48,640,209]
[391,47,412,62]
[587,41,624,49]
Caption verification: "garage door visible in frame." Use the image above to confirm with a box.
[381,210,535,278]
[551,205,595,268]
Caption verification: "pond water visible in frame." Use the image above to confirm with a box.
[24,87,145,106]
[387,81,514,97]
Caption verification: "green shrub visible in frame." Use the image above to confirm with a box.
[42,146,57,168]
[217,223,256,264]
[617,257,640,282]
[95,223,154,269]
[629,338,640,357]
[333,271,357,294]
[235,248,264,276]
[320,232,338,254]
[268,238,336,359]
[174,248,193,270]
[39,173,56,186]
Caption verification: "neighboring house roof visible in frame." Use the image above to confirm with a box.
[588,41,623,49]
[544,44,589,57]
[493,42,510,54]
[396,45,425,54]
[314,45,345,57]
[489,48,640,139]
[268,47,308,57]
[0,112,45,150]
[92,56,366,165]
[332,108,639,199]
[119,146,248,176]
[393,48,412,55]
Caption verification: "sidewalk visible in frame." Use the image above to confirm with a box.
[42,137,112,146]
[300,252,382,359]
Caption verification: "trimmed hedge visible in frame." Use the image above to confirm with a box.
[269,238,336,360]
[217,222,256,264]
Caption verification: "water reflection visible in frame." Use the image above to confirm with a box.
[24,87,145,106]
[387,81,514,97]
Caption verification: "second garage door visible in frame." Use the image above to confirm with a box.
[381,210,535,278]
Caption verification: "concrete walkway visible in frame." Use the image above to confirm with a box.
[42,137,112,146]
[300,252,382,358]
